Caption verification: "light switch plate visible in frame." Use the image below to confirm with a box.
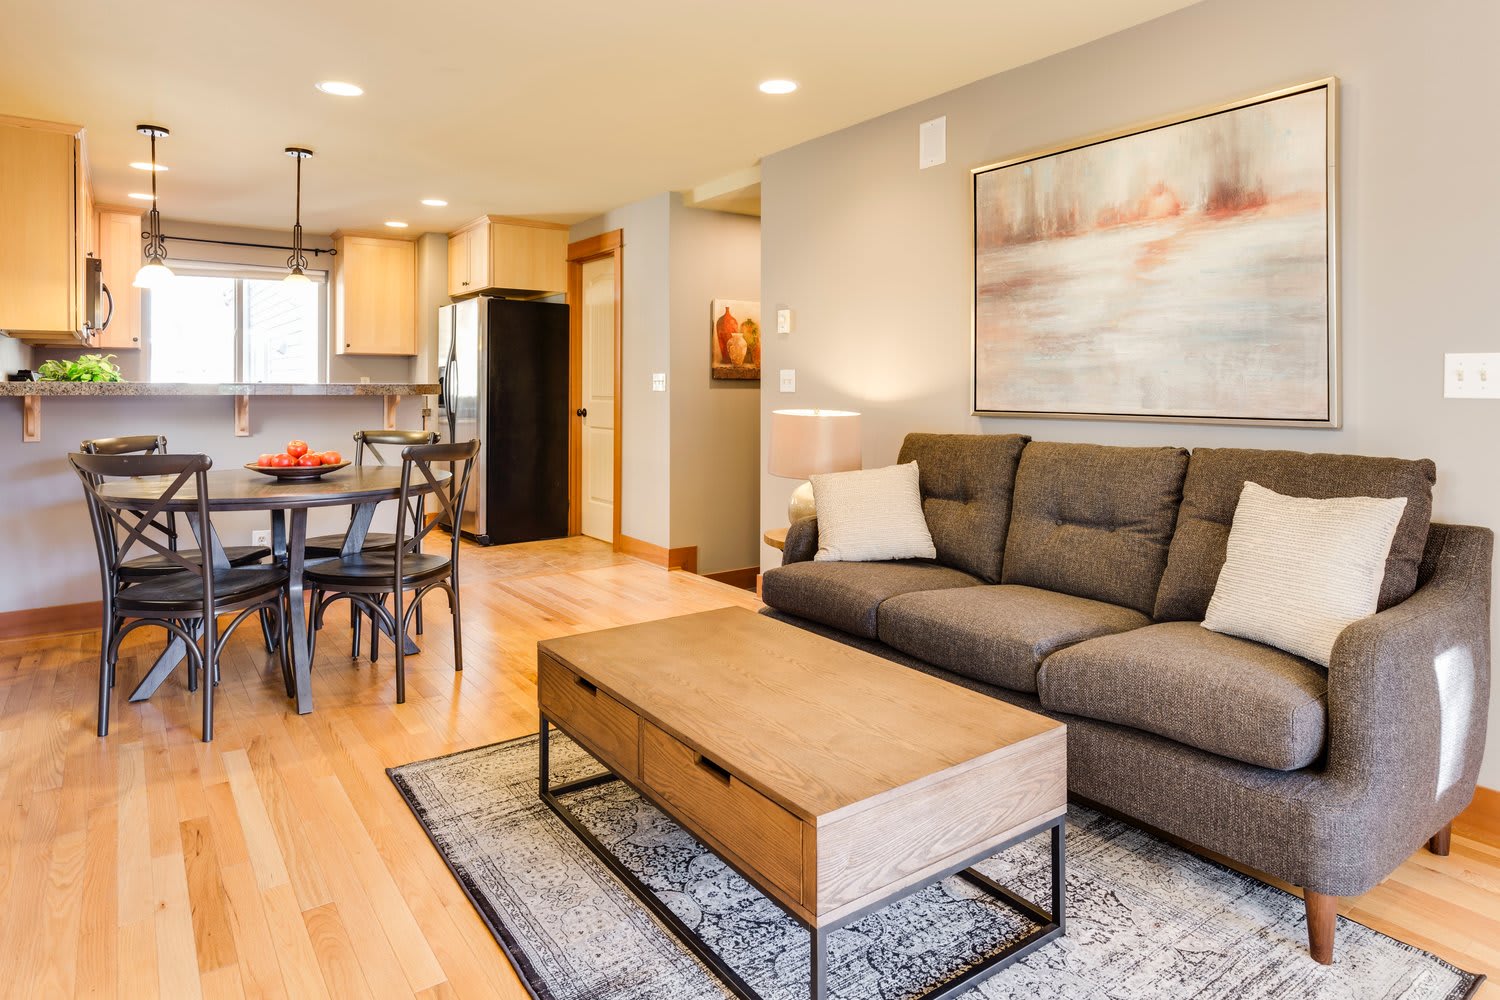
[652,373,666,392]
[779,369,795,393]
[777,309,793,334]
[1444,353,1500,398]
[919,116,947,169]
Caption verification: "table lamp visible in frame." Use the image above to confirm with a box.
[768,408,862,522]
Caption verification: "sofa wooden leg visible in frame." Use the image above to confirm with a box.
[1429,822,1452,856]
[1304,890,1337,964]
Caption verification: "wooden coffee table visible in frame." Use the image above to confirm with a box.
[537,607,1067,1000]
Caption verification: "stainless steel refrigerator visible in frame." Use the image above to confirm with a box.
[436,296,570,545]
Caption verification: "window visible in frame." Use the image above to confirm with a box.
[147,265,325,383]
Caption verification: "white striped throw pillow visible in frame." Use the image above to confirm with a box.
[1203,481,1408,666]
[812,462,937,563]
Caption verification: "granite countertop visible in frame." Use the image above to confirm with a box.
[0,382,438,397]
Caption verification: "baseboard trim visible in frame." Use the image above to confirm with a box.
[0,600,102,641]
[615,534,698,573]
[702,566,758,591]
[1457,784,1500,844]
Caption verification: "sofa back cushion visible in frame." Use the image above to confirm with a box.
[1154,448,1437,622]
[1001,442,1189,615]
[896,433,1029,584]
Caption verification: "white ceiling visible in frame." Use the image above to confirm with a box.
[0,0,1198,235]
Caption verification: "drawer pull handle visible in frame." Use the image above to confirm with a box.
[696,755,733,784]
[574,676,598,695]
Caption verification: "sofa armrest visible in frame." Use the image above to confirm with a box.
[782,517,819,565]
[1326,523,1492,815]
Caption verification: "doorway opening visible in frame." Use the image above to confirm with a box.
[567,231,622,545]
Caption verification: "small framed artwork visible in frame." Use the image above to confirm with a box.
[711,299,761,380]
[972,78,1339,427]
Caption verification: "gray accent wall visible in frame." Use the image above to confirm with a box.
[758,0,1500,786]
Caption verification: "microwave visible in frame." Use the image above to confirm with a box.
[83,255,113,335]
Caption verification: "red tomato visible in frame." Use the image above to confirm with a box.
[256,453,276,467]
[320,450,343,465]
[286,439,309,458]
[270,454,295,468]
[297,454,323,467]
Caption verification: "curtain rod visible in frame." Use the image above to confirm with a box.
[160,234,337,256]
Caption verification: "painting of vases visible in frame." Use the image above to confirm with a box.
[711,299,761,380]
[973,79,1339,427]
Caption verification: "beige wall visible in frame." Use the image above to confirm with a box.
[758,0,1500,787]
[571,193,762,572]
[669,197,761,574]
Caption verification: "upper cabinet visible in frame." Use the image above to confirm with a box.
[446,215,568,298]
[333,234,416,356]
[0,115,89,344]
[91,207,143,350]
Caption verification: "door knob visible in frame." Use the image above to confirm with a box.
[576,408,588,417]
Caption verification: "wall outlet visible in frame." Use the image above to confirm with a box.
[779,369,796,393]
[651,372,666,392]
[251,529,272,548]
[1444,353,1500,398]
[777,309,793,334]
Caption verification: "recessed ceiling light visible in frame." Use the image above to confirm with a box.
[420,198,448,207]
[315,80,364,97]
[129,161,168,171]
[127,192,154,200]
[758,79,798,95]
[384,220,409,228]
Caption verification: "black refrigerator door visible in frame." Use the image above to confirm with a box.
[483,299,570,544]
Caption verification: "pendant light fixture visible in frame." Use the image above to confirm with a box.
[283,146,314,284]
[132,124,173,289]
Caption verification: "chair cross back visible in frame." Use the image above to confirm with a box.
[69,452,212,577]
[395,440,480,553]
[355,429,440,468]
[79,435,181,545]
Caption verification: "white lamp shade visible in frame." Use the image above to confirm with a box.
[768,409,861,479]
[132,261,175,289]
[283,268,312,285]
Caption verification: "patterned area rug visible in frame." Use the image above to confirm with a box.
[389,733,1483,1000]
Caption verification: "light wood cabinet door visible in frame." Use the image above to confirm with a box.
[93,208,143,349]
[446,216,566,297]
[0,118,81,339]
[334,235,416,355]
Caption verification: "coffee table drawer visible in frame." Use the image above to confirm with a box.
[641,723,803,899]
[539,654,640,780]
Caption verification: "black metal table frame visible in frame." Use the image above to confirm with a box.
[538,716,1066,1000]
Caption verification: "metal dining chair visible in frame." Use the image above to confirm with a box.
[302,429,440,657]
[305,439,480,704]
[70,452,290,741]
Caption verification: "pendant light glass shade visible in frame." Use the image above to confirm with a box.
[132,261,175,289]
[133,124,173,289]
[284,147,314,282]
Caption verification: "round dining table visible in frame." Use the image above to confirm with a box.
[97,466,451,715]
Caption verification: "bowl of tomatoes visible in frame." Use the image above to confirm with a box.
[245,440,350,480]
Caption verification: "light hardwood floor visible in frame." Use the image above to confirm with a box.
[0,536,1495,998]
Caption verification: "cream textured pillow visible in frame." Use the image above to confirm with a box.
[812,462,937,563]
[1203,482,1408,666]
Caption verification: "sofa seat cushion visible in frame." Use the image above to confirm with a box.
[760,560,980,640]
[879,585,1150,693]
[1037,621,1327,771]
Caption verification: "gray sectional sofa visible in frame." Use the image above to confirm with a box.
[760,433,1493,963]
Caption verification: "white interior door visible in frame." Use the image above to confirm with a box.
[580,256,616,542]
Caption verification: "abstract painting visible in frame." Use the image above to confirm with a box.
[711,299,761,380]
[973,80,1338,426]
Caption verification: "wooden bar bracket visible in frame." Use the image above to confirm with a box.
[234,394,250,437]
[22,396,41,443]
[383,394,398,430]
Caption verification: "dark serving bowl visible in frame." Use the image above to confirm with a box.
[243,461,352,480]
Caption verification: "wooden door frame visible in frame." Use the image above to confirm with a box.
[566,230,623,546]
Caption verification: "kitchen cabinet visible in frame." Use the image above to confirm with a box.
[446,215,568,298]
[91,207,143,350]
[0,115,90,344]
[333,234,416,356]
